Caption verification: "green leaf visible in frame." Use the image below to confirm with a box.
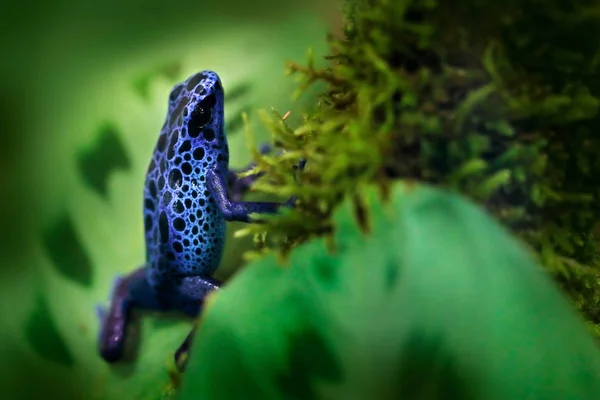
[24,294,75,367]
[180,182,600,400]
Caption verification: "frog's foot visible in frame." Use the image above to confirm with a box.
[227,143,306,203]
[284,158,307,208]
[171,275,222,371]
[98,268,147,363]
[174,327,196,371]
[228,173,263,202]
[227,143,273,201]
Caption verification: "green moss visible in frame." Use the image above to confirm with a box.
[240,0,600,333]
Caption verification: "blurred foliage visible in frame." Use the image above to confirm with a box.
[182,183,600,399]
[0,1,335,399]
[241,0,600,334]
[3,0,600,397]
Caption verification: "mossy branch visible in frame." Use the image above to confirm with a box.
[236,0,600,334]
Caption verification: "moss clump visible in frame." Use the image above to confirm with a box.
[241,0,600,331]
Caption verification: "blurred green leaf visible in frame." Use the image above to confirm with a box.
[181,182,600,400]
[76,122,132,200]
[24,294,75,367]
[0,6,332,400]
[133,62,183,101]
[41,212,94,287]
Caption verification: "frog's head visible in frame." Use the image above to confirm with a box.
[166,71,225,142]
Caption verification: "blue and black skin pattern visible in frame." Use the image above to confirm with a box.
[97,70,302,368]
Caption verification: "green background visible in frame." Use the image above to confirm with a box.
[0,1,339,398]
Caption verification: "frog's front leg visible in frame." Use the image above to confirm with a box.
[209,169,299,223]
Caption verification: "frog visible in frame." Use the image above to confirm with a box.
[97,70,303,366]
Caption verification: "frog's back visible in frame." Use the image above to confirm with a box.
[142,71,230,287]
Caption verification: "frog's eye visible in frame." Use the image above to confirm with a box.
[170,85,184,102]
[188,103,212,138]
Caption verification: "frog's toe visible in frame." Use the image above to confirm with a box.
[100,340,124,363]
[297,158,307,170]
[285,195,298,208]
[174,348,189,372]
[98,311,128,363]
[95,304,107,322]
[174,328,195,372]
[109,276,124,297]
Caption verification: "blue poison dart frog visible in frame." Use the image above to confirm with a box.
[97,70,304,368]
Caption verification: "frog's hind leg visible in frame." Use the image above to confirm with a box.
[171,275,221,370]
[97,267,158,363]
